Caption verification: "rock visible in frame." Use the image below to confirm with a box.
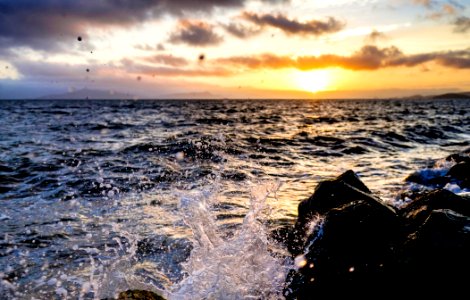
[400,189,470,231]
[107,290,166,300]
[445,150,470,164]
[447,161,470,188]
[285,152,470,299]
[404,170,449,187]
[290,170,395,255]
[285,200,401,299]
[398,209,470,297]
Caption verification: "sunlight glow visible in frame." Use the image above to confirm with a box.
[294,70,331,93]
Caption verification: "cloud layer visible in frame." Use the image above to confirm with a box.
[0,0,287,51]
[217,45,470,70]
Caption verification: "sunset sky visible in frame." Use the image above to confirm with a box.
[0,0,470,99]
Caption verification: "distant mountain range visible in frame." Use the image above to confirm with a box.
[37,89,221,100]
[399,92,470,100]
[431,92,470,99]
[36,88,470,100]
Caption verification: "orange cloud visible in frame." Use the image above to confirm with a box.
[216,45,470,71]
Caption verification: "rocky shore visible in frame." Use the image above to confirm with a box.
[282,148,470,299]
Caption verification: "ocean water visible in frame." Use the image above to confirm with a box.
[0,99,469,299]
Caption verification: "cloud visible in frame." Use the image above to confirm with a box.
[427,3,457,19]
[241,12,345,36]
[412,0,435,8]
[222,23,261,38]
[144,54,189,67]
[137,65,232,77]
[0,0,287,52]
[411,0,469,33]
[453,16,470,33]
[121,57,232,77]
[365,30,387,43]
[169,20,223,46]
[135,43,166,51]
[216,45,470,71]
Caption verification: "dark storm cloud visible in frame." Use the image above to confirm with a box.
[0,0,288,51]
[241,12,345,36]
[0,0,161,51]
[222,23,261,38]
[453,16,470,33]
[169,20,223,46]
[216,45,470,70]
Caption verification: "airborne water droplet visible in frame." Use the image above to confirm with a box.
[294,255,307,268]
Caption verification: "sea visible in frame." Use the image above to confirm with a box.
[0,99,469,299]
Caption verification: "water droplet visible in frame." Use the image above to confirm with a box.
[56,287,67,296]
[294,255,307,268]
[176,152,185,161]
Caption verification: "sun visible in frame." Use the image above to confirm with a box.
[294,70,331,93]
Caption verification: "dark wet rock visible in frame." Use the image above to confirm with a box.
[404,169,450,187]
[105,289,165,300]
[447,161,470,188]
[400,189,470,230]
[290,170,395,255]
[445,152,470,164]
[285,200,401,299]
[404,149,469,189]
[285,161,470,299]
[296,170,384,225]
[398,209,470,297]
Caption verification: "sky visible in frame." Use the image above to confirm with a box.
[0,0,470,99]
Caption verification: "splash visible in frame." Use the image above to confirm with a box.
[170,181,292,299]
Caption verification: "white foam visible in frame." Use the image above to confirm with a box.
[170,181,292,300]
[0,214,10,221]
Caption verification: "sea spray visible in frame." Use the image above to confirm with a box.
[170,181,292,299]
